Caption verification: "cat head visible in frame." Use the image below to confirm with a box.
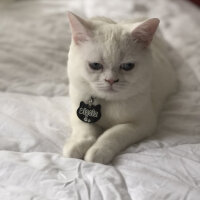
[67,12,159,101]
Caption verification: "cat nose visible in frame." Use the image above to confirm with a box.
[105,78,119,85]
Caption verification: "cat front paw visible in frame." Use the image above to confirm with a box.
[63,138,96,159]
[84,146,115,164]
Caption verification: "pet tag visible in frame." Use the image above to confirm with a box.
[77,97,101,123]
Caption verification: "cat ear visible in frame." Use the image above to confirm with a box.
[131,18,160,47]
[67,11,92,45]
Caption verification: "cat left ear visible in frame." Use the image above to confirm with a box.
[131,18,160,47]
[67,11,92,45]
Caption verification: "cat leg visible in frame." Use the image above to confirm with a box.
[84,120,156,164]
[63,121,102,159]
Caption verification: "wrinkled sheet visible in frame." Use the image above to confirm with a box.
[0,0,200,199]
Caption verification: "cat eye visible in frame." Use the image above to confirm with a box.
[120,63,135,71]
[89,62,103,70]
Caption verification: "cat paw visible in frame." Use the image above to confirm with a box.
[63,138,96,159]
[84,146,115,164]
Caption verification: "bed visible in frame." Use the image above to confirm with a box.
[0,0,200,199]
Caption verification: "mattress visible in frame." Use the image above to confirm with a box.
[0,0,200,199]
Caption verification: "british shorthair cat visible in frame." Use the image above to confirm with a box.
[63,12,177,164]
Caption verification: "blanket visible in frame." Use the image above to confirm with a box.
[0,0,200,199]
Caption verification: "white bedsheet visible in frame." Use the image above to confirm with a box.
[0,0,200,199]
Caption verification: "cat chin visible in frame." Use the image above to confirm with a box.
[94,90,131,101]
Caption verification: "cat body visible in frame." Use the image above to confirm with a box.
[63,13,177,164]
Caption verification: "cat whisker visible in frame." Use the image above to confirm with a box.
[94,81,128,92]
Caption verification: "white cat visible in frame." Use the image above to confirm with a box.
[63,12,177,164]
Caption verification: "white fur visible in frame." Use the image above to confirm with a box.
[63,13,177,164]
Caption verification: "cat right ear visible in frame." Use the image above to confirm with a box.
[67,12,92,45]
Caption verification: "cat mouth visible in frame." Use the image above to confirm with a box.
[94,83,119,94]
[101,86,118,93]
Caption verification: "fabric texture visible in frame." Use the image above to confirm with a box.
[0,0,200,199]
